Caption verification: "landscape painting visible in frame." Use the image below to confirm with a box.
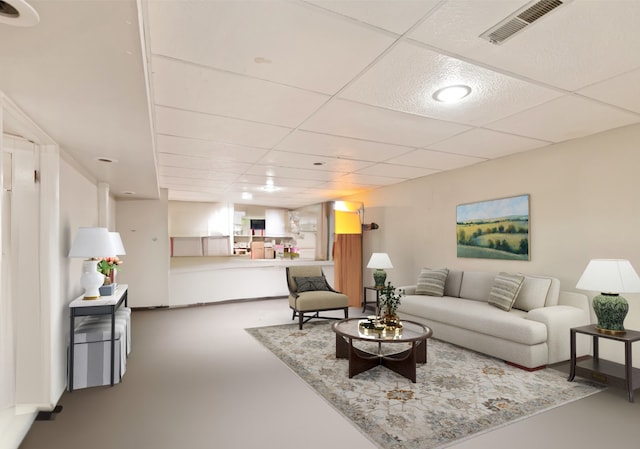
[456,194,530,260]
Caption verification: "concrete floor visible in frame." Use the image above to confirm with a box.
[19,298,640,449]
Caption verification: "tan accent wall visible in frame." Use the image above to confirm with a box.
[348,123,640,366]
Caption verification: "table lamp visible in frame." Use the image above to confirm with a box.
[68,227,116,299]
[576,259,640,335]
[367,253,393,288]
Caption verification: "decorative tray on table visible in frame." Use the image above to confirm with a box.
[358,316,402,336]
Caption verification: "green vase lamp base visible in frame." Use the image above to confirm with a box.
[593,293,628,336]
[373,269,387,289]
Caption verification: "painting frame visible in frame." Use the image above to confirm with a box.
[456,194,530,260]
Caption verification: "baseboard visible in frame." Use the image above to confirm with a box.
[130,295,287,311]
[0,407,38,449]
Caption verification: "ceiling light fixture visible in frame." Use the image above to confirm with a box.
[0,0,39,27]
[262,178,279,192]
[241,192,253,200]
[432,85,472,103]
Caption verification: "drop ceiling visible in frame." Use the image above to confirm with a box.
[1,0,639,209]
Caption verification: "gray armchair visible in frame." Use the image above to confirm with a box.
[286,266,349,329]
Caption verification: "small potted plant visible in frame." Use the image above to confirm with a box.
[96,256,123,295]
[379,282,404,328]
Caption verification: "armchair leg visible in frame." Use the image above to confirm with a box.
[344,308,348,319]
[299,312,304,330]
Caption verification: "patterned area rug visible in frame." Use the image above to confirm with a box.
[246,321,603,449]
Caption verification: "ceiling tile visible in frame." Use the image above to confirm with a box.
[340,41,563,126]
[387,149,485,170]
[147,0,395,94]
[485,95,640,142]
[305,0,440,34]
[151,57,329,128]
[578,68,640,114]
[157,135,268,162]
[275,130,414,162]
[245,165,342,182]
[159,176,231,189]
[300,99,471,147]
[158,153,251,173]
[155,107,291,148]
[355,163,439,179]
[234,174,324,189]
[168,190,227,202]
[408,1,640,91]
[430,128,550,159]
[257,150,373,173]
[158,166,241,183]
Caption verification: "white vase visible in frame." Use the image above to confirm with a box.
[80,259,104,299]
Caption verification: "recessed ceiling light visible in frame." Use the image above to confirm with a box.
[313,162,325,166]
[0,0,39,27]
[121,191,135,196]
[241,192,253,200]
[432,85,472,103]
[97,157,117,163]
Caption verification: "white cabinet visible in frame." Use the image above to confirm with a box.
[171,236,231,256]
[265,208,287,236]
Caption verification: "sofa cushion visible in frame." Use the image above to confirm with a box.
[459,271,497,302]
[513,275,552,311]
[291,290,348,311]
[444,269,464,297]
[488,273,525,311]
[398,296,547,345]
[294,276,329,292]
[415,268,449,296]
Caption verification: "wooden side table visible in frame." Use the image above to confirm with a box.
[362,285,381,313]
[568,324,640,402]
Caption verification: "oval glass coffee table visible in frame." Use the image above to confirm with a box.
[331,318,432,383]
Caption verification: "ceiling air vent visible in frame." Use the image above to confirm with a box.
[479,0,571,45]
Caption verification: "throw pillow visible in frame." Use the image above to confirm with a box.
[488,273,525,311]
[294,276,329,292]
[415,268,449,296]
[512,275,552,311]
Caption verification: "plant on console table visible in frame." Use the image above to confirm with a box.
[379,282,404,327]
[96,256,123,285]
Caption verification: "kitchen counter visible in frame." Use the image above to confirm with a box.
[169,257,335,306]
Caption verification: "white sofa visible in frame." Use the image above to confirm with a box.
[397,269,591,369]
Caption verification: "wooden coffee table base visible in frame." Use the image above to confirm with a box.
[335,334,427,383]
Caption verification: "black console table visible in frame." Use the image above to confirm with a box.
[68,284,128,392]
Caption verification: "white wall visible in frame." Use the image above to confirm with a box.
[117,190,170,308]
[348,123,640,366]
[168,201,232,236]
[169,258,335,306]
[60,157,100,303]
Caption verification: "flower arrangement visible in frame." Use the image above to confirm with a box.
[95,256,123,284]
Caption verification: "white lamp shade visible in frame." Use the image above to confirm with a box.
[576,259,640,293]
[367,253,393,269]
[109,232,126,255]
[68,227,116,258]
